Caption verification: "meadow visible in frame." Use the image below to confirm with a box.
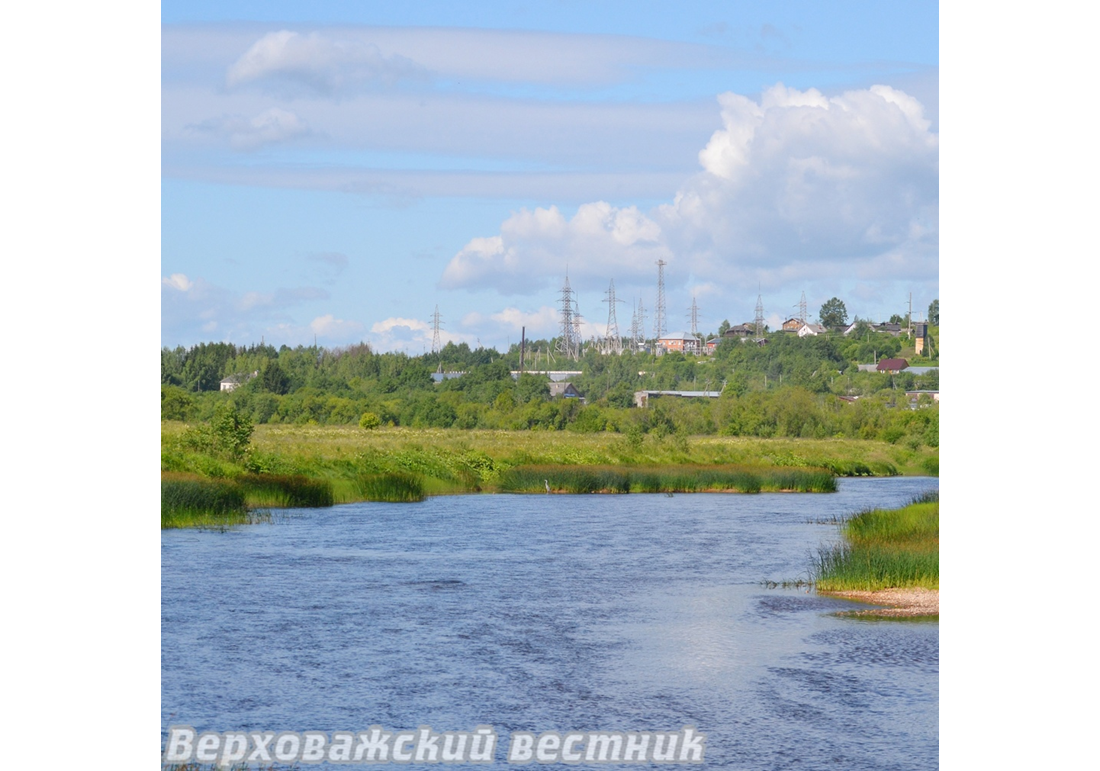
[161,423,938,527]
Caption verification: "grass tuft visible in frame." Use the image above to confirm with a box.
[498,464,836,494]
[355,472,426,502]
[237,474,334,508]
[161,475,250,529]
[813,492,939,591]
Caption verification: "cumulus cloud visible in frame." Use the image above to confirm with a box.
[441,202,673,294]
[367,315,478,353]
[440,83,938,300]
[227,30,426,95]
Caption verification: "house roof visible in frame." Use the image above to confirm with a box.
[876,358,910,371]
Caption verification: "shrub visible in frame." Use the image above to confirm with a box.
[359,411,382,430]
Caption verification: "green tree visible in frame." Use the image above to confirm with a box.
[359,411,381,430]
[260,360,291,394]
[161,385,195,421]
[818,298,848,328]
[927,299,939,325]
[210,403,254,460]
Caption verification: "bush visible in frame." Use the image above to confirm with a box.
[359,411,382,430]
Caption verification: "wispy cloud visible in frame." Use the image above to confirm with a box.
[226,30,428,96]
[188,107,310,150]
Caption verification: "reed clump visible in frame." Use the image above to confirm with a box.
[498,464,836,494]
[814,492,939,591]
[355,472,426,502]
[236,473,334,508]
[161,475,250,529]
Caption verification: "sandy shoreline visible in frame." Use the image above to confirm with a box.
[820,587,939,618]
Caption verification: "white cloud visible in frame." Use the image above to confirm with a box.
[226,30,426,95]
[441,83,938,300]
[367,315,480,353]
[161,274,343,347]
[165,24,758,91]
[189,107,309,151]
[487,306,560,335]
[371,316,429,334]
[162,273,192,291]
[310,314,364,339]
[441,202,673,295]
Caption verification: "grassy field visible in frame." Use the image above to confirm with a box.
[814,490,939,591]
[165,423,937,476]
[161,423,937,526]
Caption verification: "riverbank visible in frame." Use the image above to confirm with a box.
[823,587,939,618]
[813,491,939,618]
[161,423,937,527]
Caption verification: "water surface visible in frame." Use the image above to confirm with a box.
[162,477,938,769]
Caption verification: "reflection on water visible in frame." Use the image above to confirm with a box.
[163,477,938,769]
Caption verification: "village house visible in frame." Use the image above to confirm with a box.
[219,370,258,392]
[722,323,755,339]
[876,358,909,374]
[656,332,704,355]
[548,382,584,400]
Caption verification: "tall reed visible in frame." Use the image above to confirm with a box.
[161,476,250,529]
[498,464,836,494]
[814,493,939,591]
[236,473,334,508]
[355,472,426,502]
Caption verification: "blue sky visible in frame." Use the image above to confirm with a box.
[162,1,938,352]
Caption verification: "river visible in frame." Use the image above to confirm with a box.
[162,476,938,769]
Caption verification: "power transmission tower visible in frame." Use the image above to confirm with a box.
[652,259,667,340]
[754,293,766,341]
[798,291,807,324]
[688,295,700,339]
[601,279,625,354]
[556,273,582,361]
[630,298,647,353]
[430,305,443,355]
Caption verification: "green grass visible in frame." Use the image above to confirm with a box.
[161,475,252,529]
[236,473,335,508]
[161,473,330,529]
[499,464,836,494]
[354,472,426,502]
[814,491,939,591]
[162,423,937,477]
[161,424,938,526]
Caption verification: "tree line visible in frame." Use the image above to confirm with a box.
[162,323,938,448]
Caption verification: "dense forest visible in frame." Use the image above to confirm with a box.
[161,324,938,449]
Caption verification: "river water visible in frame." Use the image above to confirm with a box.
[162,477,939,769]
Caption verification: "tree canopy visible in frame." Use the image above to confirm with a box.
[818,297,849,328]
